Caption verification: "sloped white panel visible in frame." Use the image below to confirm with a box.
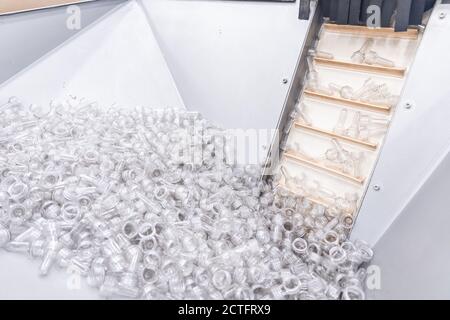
[140,0,313,129]
[368,150,450,299]
[0,0,184,110]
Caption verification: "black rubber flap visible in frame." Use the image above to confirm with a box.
[409,0,426,25]
[330,0,339,20]
[395,0,412,32]
[337,0,351,24]
[322,0,331,17]
[299,0,311,20]
[381,0,396,27]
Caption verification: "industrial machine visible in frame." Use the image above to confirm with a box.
[0,0,449,299]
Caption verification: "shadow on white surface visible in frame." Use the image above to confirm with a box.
[0,0,126,85]
[0,0,184,110]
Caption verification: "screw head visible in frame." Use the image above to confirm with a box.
[373,185,381,191]
[282,78,289,84]
[439,12,446,20]
[404,101,413,110]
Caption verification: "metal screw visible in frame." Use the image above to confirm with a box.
[373,185,381,191]
[439,12,446,20]
[404,102,413,110]
[282,78,289,84]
